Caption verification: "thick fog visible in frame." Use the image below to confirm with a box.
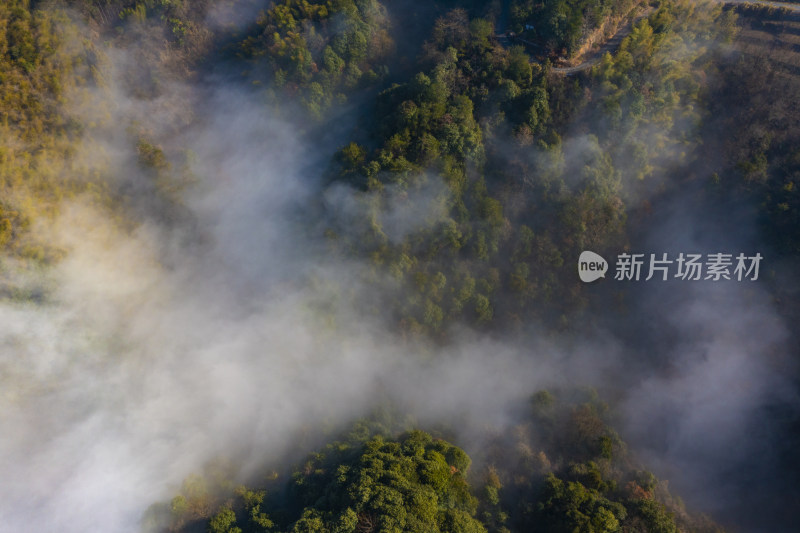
[0,42,560,531]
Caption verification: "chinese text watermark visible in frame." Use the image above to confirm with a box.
[579,251,762,283]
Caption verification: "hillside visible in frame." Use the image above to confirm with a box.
[1,1,799,532]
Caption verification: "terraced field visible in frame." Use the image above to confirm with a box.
[733,5,800,76]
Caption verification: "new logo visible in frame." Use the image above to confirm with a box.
[578,251,608,283]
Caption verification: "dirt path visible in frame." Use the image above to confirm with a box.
[723,0,800,11]
[551,9,652,75]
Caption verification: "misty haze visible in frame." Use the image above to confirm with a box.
[1,0,799,532]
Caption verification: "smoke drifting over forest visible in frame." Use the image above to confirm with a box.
[1,1,799,532]
[619,190,799,527]
[0,48,539,531]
